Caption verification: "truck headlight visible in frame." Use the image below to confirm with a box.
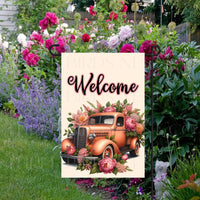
[89,133,96,141]
[68,132,74,139]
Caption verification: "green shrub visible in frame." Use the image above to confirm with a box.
[165,150,200,200]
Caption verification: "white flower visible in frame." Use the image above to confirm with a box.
[61,23,68,29]
[2,41,9,49]
[17,33,26,45]
[108,35,120,49]
[43,29,49,37]
[19,25,22,30]
[90,33,96,38]
[88,44,93,49]
[119,25,133,41]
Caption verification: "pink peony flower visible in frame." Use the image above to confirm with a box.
[103,107,116,112]
[55,38,66,54]
[139,40,158,66]
[78,148,89,163]
[72,110,89,127]
[98,157,117,173]
[120,44,134,53]
[22,48,29,60]
[45,38,54,50]
[121,1,128,12]
[121,154,128,160]
[26,53,40,66]
[79,25,84,30]
[110,11,118,20]
[126,116,137,131]
[82,33,90,42]
[159,47,173,60]
[30,31,44,45]
[70,35,75,44]
[125,103,133,112]
[89,5,97,16]
[26,40,34,48]
[14,113,20,118]
[66,146,76,155]
[23,73,30,81]
[39,17,49,30]
[46,12,59,25]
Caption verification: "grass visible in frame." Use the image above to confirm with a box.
[0,112,100,200]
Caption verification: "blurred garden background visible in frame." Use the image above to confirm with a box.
[0,0,199,199]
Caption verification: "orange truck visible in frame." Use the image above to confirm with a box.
[61,112,141,163]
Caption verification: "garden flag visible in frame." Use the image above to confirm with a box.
[61,53,145,178]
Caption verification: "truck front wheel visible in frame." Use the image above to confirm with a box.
[101,145,113,159]
[130,141,140,157]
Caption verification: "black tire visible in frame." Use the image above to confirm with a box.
[130,141,140,157]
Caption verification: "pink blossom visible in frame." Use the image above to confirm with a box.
[66,146,76,155]
[119,24,133,41]
[139,40,158,66]
[110,11,118,20]
[46,12,59,25]
[89,5,97,16]
[23,73,30,81]
[39,17,49,30]
[72,110,89,127]
[26,53,40,66]
[78,148,89,163]
[14,113,19,118]
[22,48,29,60]
[121,1,128,12]
[121,154,128,160]
[126,116,137,131]
[79,25,84,30]
[125,103,133,112]
[55,38,66,54]
[98,157,117,173]
[112,196,118,199]
[103,107,116,112]
[30,31,44,45]
[159,47,173,60]
[26,40,34,48]
[70,35,75,44]
[175,57,185,71]
[120,44,134,53]
[45,38,54,50]
[147,27,152,34]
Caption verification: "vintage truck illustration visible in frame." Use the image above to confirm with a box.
[61,112,142,163]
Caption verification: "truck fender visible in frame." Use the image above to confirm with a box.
[61,138,74,152]
[90,139,121,156]
[129,137,139,150]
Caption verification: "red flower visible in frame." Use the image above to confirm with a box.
[39,17,49,30]
[26,53,40,66]
[23,73,30,81]
[177,174,198,191]
[89,5,97,16]
[39,12,59,30]
[120,44,134,53]
[66,146,76,155]
[139,40,158,66]
[121,1,128,13]
[82,34,90,42]
[45,38,54,50]
[109,11,118,20]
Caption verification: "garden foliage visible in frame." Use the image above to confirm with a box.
[0,0,200,197]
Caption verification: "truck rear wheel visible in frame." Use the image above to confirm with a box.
[101,145,113,159]
[130,141,140,157]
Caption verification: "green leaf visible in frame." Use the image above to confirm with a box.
[155,115,164,127]
[87,101,97,109]
[105,135,109,139]
[106,101,111,107]
[67,117,73,122]
[123,99,128,105]
[110,135,115,140]
[190,196,200,200]
[113,167,118,175]
[169,153,178,166]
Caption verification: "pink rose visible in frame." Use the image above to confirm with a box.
[89,5,97,16]
[98,157,117,173]
[22,48,29,60]
[120,44,134,53]
[103,107,116,112]
[30,31,44,45]
[110,11,118,20]
[45,38,54,50]
[26,53,40,66]
[46,12,59,25]
[55,38,66,54]
[66,146,76,155]
[23,73,30,81]
[126,116,137,131]
[121,154,128,160]
[39,17,49,30]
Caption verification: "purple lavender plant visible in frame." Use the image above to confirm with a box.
[12,76,61,141]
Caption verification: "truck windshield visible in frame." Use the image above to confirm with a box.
[88,115,114,125]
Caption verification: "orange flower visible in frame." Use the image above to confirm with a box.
[136,123,144,134]
[177,174,198,191]
[72,110,88,127]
